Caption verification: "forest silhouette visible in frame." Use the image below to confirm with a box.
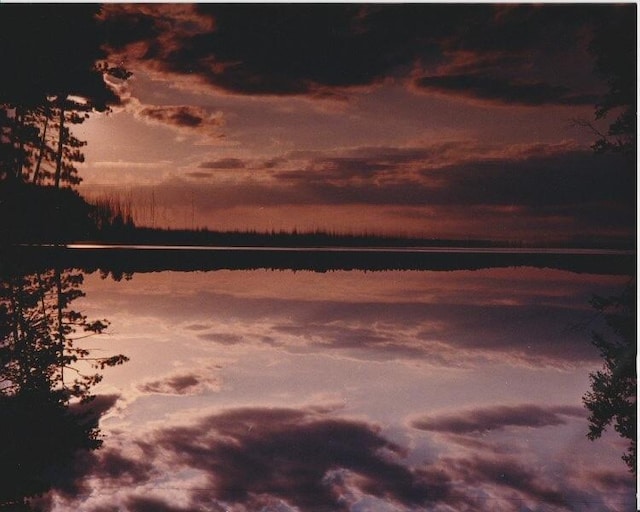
[0,265,127,508]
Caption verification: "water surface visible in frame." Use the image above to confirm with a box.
[1,252,635,511]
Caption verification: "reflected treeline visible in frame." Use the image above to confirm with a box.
[0,266,127,509]
[1,245,635,277]
[583,281,637,473]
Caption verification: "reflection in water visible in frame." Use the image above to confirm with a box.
[583,281,636,473]
[0,257,636,511]
[0,267,127,509]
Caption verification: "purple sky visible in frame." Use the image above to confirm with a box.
[35,266,634,511]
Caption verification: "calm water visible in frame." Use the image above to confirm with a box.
[1,251,635,511]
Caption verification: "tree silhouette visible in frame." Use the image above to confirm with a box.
[0,5,128,187]
[583,282,636,473]
[0,268,128,400]
[578,7,636,162]
[0,266,128,507]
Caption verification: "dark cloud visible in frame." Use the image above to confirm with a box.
[169,144,634,227]
[199,158,246,169]
[39,404,636,511]
[100,4,626,100]
[197,331,244,345]
[274,146,633,211]
[184,323,210,331]
[137,105,223,130]
[446,455,569,508]
[53,446,155,501]
[136,370,221,395]
[100,135,633,241]
[415,74,598,106]
[143,144,633,221]
[411,404,584,434]
[137,374,200,395]
[124,496,203,512]
[143,407,465,511]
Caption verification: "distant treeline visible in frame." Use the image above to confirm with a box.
[100,225,514,249]
[0,182,634,251]
[0,245,635,280]
[87,225,635,251]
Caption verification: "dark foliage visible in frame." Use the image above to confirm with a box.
[0,182,95,243]
[589,6,636,161]
[0,390,102,507]
[583,282,637,472]
[0,266,128,507]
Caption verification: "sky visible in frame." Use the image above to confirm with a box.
[69,3,636,242]
[34,266,635,512]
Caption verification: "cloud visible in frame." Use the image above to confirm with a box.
[99,4,623,100]
[91,137,634,241]
[43,406,464,511]
[265,300,602,368]
[415,74,598,106]
[135,406,465,511]
[88,284,606,368]
[102,3,439,97]
[199,158,246,169]
[444,454,569,508]
[197,332,245,345]
[41,403,635,512]
[123,496,203,512]
[411,404,584,434]
[136,104,225,138]
[136,370,222,395]
[272,144,632,210]
[140,141,631,211]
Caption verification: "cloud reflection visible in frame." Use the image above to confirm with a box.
[41,404,635,512]
[411,404,584,435]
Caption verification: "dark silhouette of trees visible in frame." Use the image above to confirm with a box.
[583,282,636,473]
[0,268,128,400]
[0,5,131,244]
[0,266,128,507]
[576,6,636,162]
[571,7,636,473]
[0,5,128,187]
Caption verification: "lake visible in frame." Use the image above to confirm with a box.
[0,248,635,511]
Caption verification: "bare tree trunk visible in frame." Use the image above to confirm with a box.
[14,106,25,181]
[55,268,64,391]
[33,106,50,185]
[54,98,66,189]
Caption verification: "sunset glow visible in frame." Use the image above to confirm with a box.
[64,3,636,242]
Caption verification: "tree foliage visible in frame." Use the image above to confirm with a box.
[0,5,127,187]
[583,281,636,473]
[0,268,128,401]
[0,267,128,507]
[588,7,636,161]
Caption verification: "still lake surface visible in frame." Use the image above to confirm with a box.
[1,247,635,511]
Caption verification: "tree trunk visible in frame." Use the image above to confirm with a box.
[55,268,64,391]
[13,106,25,181]
[33,106,50,185]
[54,98,66,189]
